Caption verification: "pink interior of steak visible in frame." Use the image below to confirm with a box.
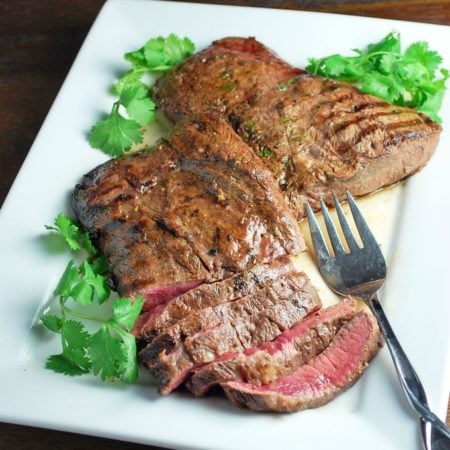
[188,298,358,395]
[255,299,357,356]
[224,312,377,397]
[139,279,205,313]
[133,256,295,340]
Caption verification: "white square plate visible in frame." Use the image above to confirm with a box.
[0,1,449,449]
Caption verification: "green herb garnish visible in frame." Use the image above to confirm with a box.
[244,120,254,133]
[45,213,96,254]
[42,214,144,383]
[89,34,195,156]
[306,32,448,122]
[259,147,273,157]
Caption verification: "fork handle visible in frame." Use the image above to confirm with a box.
[368,294,450,439]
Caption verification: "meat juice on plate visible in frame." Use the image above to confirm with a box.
[295,184,403,308]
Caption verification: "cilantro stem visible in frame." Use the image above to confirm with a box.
[63,304,105,324]
[111,101,120,115]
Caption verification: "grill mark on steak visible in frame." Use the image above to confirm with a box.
[329,105,402,134]
[333,117,428,158]
[155,218,179,237]
[73,115,303,299]
[187,298,360,396]
[139,270,320,394]
[154,37,441,219]
[318,101,390,130]
[221,309,382,412]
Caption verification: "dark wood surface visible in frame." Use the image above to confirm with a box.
[0,0,448,448]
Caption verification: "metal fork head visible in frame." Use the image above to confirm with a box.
[306,192,387,299]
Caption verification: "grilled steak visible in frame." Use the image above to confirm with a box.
[188,298,359,396]
[133,256,294,343]
[73,115,303,301]
[154,37,303,123]
[154,37,441,219]
[222,309,381,412]
[140,270,320,394]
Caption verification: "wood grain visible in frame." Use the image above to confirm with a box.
[172,0,450,24]
[0,0,448,448]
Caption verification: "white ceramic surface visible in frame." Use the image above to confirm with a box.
[0,1,449,449]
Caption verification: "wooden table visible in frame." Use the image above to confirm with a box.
[0,1,448,448]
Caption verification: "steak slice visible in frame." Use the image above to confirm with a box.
[73,115,304,300]
[187,298,359,396]
[153,37,303,123]
[133,256,294,343]
[140,270,320,394]
[222,309,381,412]
[154,37,441,220]
[232,75,441,218]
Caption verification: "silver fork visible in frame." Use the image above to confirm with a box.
[306,192,450,447]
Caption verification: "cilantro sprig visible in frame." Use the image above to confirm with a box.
[88,34,195,156]
[41,213,144,383]
[306,32,448,123]
[45,213,96,254]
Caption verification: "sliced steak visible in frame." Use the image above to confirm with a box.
[222,309,381,412]
[73,115,304,300]
[153,37,303,123]
[188,298,359,396]
[140,270,321,394]
[133,256,294,342]
[154,37,441,219]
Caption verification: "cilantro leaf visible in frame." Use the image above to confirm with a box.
[360,72,402,103]
[46,354,89,376]
[45,213,80,250]
[90,254,110,275]
[125,34,195,71]
[366,31,401,55]
[114,69,144,96]
[418,90,445,122]
[62,320,91,350]
[306,32,447,122]
[46,213,97,256]
[88,103,143,156]
[53,260,109,305]
[405,41,442,77]
[45,320,91,376]
[111,296,144,332]
[71,261,110,305]
[53,260,80,299]
[41,314,63,333]
[120,83,155,126]
[116,329,139,384]
[89,325,126,381]
[78,232,97,256]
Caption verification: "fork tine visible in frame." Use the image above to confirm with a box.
[306,202,330,265]
[320,199,345,255]
[332,193,360,251]
[346,191,379,248]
